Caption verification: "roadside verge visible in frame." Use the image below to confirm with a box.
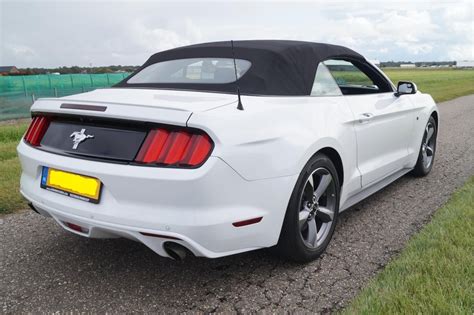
[343,176,474,314]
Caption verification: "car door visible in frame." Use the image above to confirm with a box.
[324,59,415,187]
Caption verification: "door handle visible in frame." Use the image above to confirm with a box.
[359,113,374,124]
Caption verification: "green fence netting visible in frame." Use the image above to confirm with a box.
[0,73,130,121]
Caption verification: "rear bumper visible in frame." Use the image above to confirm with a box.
[18,141,297,258]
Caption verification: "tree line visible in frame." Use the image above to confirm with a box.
[15,65,140,75]
[380,61,455,67]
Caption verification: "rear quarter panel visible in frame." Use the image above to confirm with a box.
[187,95,361,203]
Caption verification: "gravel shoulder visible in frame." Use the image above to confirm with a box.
[1,95,473,313]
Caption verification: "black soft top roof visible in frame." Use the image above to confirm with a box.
[116,40,365,96]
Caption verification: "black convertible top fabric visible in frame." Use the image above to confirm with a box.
[115,40,365,96]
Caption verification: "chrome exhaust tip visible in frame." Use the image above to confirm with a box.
[163,242,190,261]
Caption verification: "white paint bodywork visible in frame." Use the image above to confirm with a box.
[17,81,438,259]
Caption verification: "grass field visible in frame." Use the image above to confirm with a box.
[344,176,474,314]
[0,122,29,213]
[384,68,474,103]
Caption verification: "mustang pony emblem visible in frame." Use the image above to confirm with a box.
[70,128,94,150]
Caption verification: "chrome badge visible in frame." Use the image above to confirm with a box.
[70,128,94,150]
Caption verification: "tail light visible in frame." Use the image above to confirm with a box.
[24,116,50,146]
[135,128,213,167]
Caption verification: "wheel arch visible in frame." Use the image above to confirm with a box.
[430,110,439,127]
[317,147,344,187]
[298,137,349,189]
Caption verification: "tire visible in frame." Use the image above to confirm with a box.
[275,153,340,262]
[412,116,437,177]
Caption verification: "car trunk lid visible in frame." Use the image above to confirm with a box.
[31,88,237,126]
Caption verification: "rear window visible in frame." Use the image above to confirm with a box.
[127,58,252,84]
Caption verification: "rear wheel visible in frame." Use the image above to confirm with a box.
[412,116,437,177]
[276,153,340,262]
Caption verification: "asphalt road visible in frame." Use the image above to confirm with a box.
[1,95,473,313]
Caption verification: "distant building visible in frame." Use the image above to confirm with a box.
[456,60,474,68]
[400,64,416,68]
[0,66,20,75]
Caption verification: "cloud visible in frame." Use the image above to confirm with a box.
[0,0,473,67]
[128,19,202,53]
[5,44,36,58]
[396,42,433,55]
[443,5,472,21]
[447,44,474,60]
[331,10,439,57]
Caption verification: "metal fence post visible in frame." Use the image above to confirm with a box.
[54,87,58,97]
[22,76,27,96]
[70,75,74,88]
[90,74,93,87]
[31,93,36,103]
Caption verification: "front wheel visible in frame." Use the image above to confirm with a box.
[412,116,437,177]
[276,153,340,262]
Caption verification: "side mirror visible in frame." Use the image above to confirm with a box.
[395,81,417,96]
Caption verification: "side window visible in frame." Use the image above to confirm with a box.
[311,63,342,96]
[323,59,382,95]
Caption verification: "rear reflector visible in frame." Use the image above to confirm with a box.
[24,116,51,146]
[232,217,263,227]
[65,222,88,233]
[135,128,213,167]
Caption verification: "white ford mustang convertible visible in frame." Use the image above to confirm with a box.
[18,40,438,261]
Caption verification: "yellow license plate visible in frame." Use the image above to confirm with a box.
[41,167,102,203]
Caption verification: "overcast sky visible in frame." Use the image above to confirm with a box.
[1,0,473,67]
